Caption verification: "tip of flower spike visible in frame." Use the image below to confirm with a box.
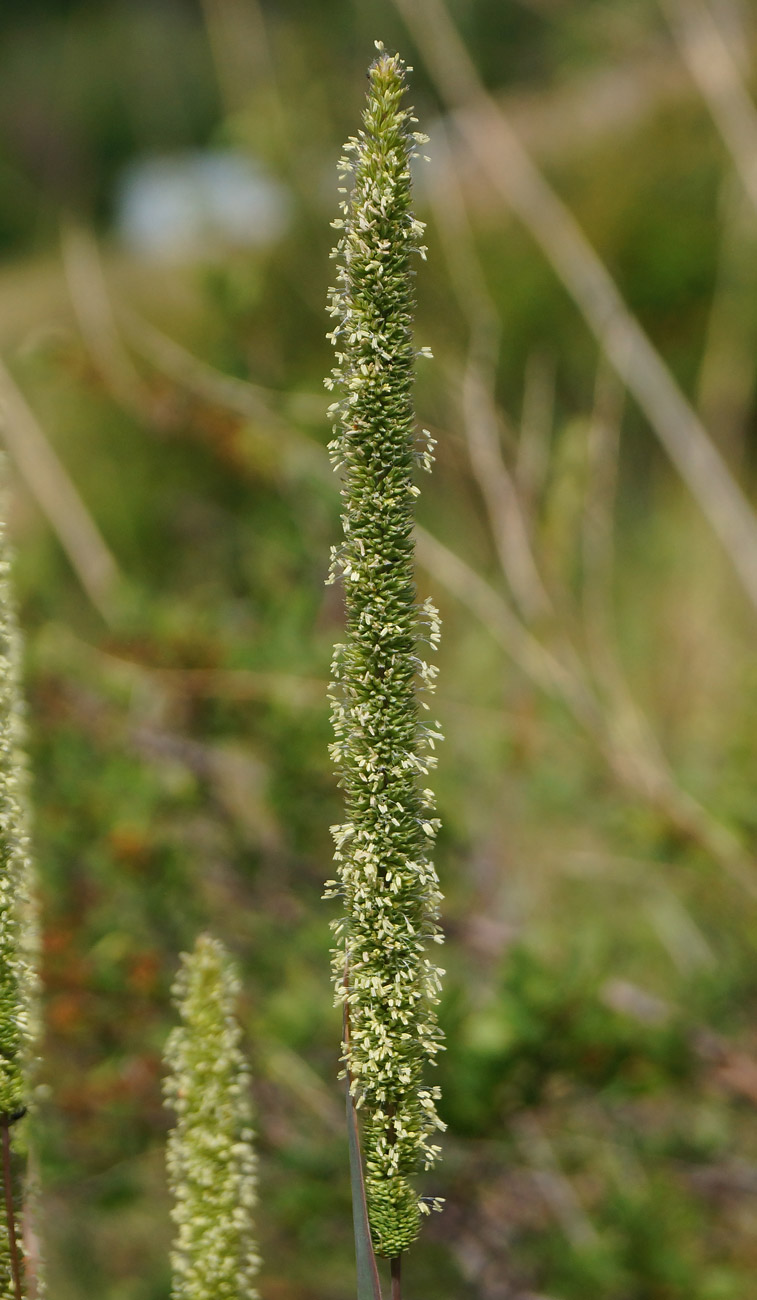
[368,40,408,82]
[371,38,413,68]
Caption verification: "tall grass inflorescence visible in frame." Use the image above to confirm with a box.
[325,43,445,1262]
[164,935,259,1300]
[0,507,41,1300]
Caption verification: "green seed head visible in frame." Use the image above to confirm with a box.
[0,499,41,1298]
[326,43,445,1258]
[164,935,259,1300]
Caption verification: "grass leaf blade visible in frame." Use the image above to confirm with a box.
[346,1082,383,1300]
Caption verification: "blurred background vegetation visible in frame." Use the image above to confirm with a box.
[4,0,757,1296]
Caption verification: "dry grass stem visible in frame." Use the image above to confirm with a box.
[61,226,326,433]
[61,222,149,417]
[580,361,624,673]
[392,0,757,615]
[258,1040,343,1135]
[119,307,327,460]
[415,526,592,721]
[0,358,120,623]
[200,0,278,119]
[424,124,500,342]
[415,525,755,892]
[663,0,757,217]
[426,127,551,622]
[516,352,555,524]
[461,355,551,622]
[513,1115,599,1251]
[421,101,750,890]
[695,177,756,459]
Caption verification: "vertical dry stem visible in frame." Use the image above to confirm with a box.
[392,0,757,614]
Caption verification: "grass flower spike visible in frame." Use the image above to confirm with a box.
[164,935,259,1300]
[0,506,41,1300]
[325,43,445,1260]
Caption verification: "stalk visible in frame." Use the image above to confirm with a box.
[325,42,445,1261]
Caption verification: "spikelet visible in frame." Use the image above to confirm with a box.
[325,43,445,1259]
[164,935,259,1300]
[0,496,42,1300]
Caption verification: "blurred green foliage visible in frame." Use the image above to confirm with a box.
[2,1,757,1298]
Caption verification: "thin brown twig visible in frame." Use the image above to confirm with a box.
[1,1118,22,1300]
[390,1255,402,1300]
[0,357,121,624]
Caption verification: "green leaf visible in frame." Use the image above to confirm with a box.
[346,1081,383,1300]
